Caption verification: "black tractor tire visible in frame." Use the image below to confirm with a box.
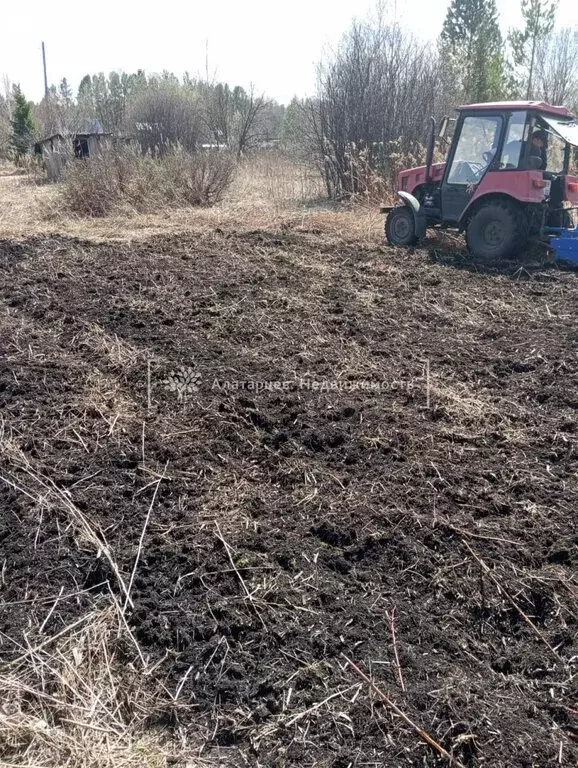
[466,200,528,260]
[385,206,418,246]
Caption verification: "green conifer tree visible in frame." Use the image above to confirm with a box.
[10,85,35,161]
[509,0,558,98]
[440,0,505,103]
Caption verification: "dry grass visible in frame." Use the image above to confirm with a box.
[61,146,237,217]
[1,606,161,768]
[232,150,326,207]
[0,603,209,768]
[0,434,209,768]
[0,151,384,244]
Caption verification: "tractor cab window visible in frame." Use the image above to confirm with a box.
[500,113,565,173]
[500,111,529,168]
[544,131,566,175]
[447,115,502,185]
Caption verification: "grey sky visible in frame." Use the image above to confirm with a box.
[2,0,577,105]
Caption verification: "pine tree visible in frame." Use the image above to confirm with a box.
[10,85,35,161]
[59,78,73,107]
[281,97,304,148]
[509,0,558,99]
[440,0,505,103]
[77,75,94,112]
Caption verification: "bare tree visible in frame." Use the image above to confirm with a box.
[234,86,268,157]
[2,75,12,116]
[0,93,11,158]
[202,83,269,157]
[311,15,441,199]
[0,75,13,156]
[535,26,578,105]
[34,83,81,138]
[127,83,201,154]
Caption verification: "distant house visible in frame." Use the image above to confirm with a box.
[258,138,281,150]
[200,143,229,151]
[34,119,128,181]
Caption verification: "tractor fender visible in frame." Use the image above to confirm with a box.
[457,193,525,230]
[397,191,420,213]
[397,191,426,239]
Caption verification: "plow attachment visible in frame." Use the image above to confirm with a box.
[546,223,578,265]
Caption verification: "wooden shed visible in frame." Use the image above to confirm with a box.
[34,131,113,181]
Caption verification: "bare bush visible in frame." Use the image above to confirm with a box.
[127,83,201,154]
[310,13,441,200]
[60,144,236,216]
[158,146,237,205]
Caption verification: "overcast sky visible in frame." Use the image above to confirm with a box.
[2,0,577,105]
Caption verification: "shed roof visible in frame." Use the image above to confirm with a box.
[36,131,111,146]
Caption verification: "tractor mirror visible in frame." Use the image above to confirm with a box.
[439,117,449,140]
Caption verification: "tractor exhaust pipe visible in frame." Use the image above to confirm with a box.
[425,116,436,183]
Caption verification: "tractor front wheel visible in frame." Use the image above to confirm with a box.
[466,201,527,259]
[385,206,418,247]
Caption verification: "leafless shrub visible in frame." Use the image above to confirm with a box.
[60,144,236,216]
[310,12,441,200]
[158,146,237,205]
[127,83,201,154]
[60,145,139,216]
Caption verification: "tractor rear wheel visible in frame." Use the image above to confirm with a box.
[466,201,527,259]
[385,206,418,246]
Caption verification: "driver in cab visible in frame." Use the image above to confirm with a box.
[501,129,548,170]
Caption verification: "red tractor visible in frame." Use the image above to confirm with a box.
[382,101,578,263]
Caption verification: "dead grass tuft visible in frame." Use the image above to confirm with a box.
[0,605,205,768]
[0,429,209,767]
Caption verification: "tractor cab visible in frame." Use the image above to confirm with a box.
[383,101,578,262]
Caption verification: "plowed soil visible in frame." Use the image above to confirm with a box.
[1,230,577,767]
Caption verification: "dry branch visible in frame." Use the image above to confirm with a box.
[386,606,405,692]
[123,466,168,614]
[284,683,361,727]
[214,521,267,630]
[341,653,467,768]
[462,540,564,664]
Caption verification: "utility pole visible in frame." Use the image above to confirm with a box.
[42,41,48,98]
